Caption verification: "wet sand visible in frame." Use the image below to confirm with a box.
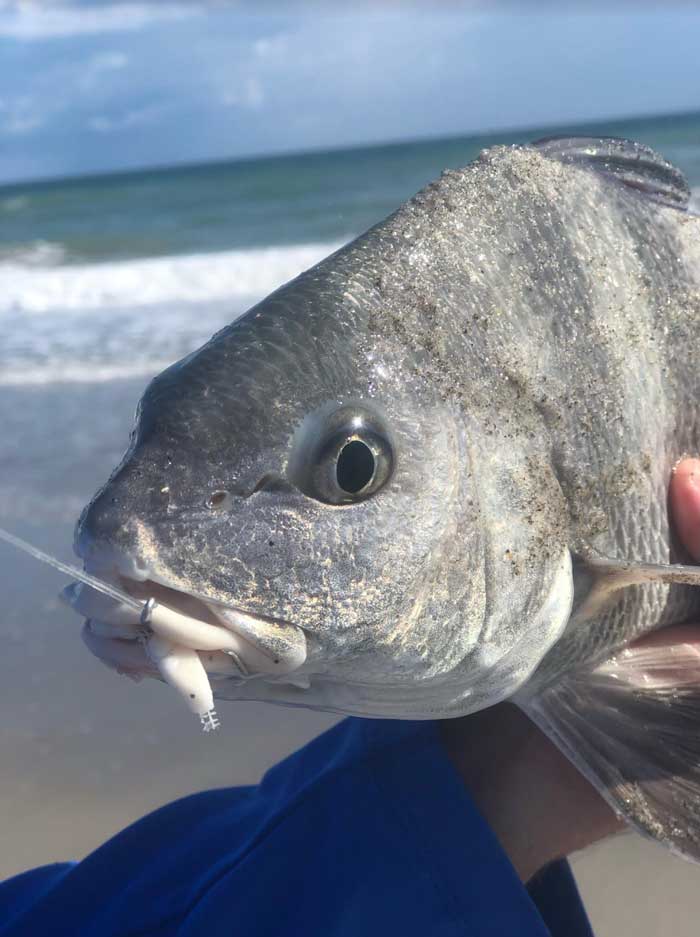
[1,378,699,935]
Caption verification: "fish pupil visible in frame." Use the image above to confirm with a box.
[336,440,375,494]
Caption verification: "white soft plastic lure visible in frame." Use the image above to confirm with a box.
[0,526,222,731]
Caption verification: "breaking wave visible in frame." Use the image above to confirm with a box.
[0,241,343,385]
[0,240,69,269]
[0,241,342,315]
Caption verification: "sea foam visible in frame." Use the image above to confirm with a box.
[0,241,343,385]
[0,241,342,315]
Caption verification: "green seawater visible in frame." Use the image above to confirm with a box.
[2,110,699,266]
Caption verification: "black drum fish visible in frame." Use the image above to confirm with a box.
[60,137,700,860]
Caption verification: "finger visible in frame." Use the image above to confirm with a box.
[670,458,700,560]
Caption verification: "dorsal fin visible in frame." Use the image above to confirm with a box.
[532,135,690,210]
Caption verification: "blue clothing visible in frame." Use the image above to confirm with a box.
[0,719,593,936]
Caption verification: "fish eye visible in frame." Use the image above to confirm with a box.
[289,404,395,505]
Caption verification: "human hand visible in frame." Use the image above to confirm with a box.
[440,458,700,882]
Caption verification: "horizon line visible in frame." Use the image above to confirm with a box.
[2,105,699,192]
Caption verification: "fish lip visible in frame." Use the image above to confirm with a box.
[118,572,298,638]
[79,540,152,583]
[78,544,308,672]
[79,544,281,627]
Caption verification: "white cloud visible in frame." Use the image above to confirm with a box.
[0,43,135,139]
[3,112,42,133]
[253,34,287,59]
[0,93,44,135]
[88,102,165,132]
[0,2,199,39]
[90,50,129,70]
[221,76,264,110]
[75,49,130,91]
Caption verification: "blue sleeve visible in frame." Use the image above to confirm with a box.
[0,719,592,937]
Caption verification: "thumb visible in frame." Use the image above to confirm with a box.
[670,458,700,561]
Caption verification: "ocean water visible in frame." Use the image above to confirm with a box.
[1,110,700,387]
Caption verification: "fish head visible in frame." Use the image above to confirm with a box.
[75,165,574,719]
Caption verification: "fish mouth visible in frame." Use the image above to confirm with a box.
[64,545,309,701]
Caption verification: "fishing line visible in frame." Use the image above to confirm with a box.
[0,524,221,732]
[0,525,143,612]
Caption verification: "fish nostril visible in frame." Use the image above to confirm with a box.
[206,490,232,511]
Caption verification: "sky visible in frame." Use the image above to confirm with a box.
[1,1,700,184]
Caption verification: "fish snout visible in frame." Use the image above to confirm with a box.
[76,456,169,563]
[76,487,129,561]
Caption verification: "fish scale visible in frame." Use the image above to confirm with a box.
[530,175,700,683]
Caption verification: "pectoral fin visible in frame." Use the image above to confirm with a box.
[522,630,700,861]
[571,555,700,625]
